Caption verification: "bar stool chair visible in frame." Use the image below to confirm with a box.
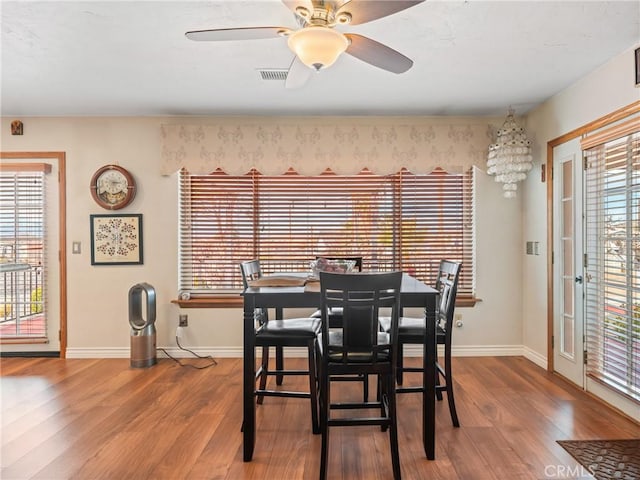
[240,259,320,434]
[309,256,370,400]
[379,260,462,427]
[317,271,403,480]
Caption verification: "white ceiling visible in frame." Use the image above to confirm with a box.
[1,0,638,117]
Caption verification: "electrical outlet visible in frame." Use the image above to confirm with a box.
[179,314,188,327]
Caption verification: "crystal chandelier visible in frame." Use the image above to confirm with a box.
[487,109,533,198]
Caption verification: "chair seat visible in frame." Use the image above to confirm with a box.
[319,330,391,362]
[311,307,344,318]
[256,317,321,339]
[379,316,445,339]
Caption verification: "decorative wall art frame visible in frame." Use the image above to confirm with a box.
[90,214,143,265]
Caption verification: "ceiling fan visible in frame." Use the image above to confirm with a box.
[185,0,425,89]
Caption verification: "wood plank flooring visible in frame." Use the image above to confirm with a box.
[1,356,638,479]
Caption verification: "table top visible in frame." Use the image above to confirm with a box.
[244,272,436,293]
[242,272,437,309]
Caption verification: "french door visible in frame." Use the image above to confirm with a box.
[0,152,66,356]
[553,139,585,387]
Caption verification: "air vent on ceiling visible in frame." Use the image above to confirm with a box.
[258,69,289,81]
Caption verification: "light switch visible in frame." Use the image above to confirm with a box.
[526,241,534,255]
[72,241,81,254]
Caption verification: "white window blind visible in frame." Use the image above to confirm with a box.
[584,130,639,401]
[0,168,47,339]
[179,168,474,297]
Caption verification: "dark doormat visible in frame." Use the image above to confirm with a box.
[557,439,640,480]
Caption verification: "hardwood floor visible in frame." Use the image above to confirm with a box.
[1,356,638,479]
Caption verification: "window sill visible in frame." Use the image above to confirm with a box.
[172,296,481,309]
[172,297,243,308]
[457,296,481,308]
[0,336,49,344]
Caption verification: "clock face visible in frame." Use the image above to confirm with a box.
[98,170,128,195]
[90,165,136,210]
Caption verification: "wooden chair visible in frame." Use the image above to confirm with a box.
[317,271,403,480]
[240,260,320,434]
[379,260,461,427]
[310,256,368,399]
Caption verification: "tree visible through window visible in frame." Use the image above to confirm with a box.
[179,167,474,298]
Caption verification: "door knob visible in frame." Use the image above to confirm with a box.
[575,275,583,284]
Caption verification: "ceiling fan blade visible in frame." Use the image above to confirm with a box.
[285,56,313,89]
[338,0,424,25]
[345,34,413,73]
[186,27,291,42]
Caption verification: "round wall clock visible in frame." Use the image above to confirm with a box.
[90,165,136,210]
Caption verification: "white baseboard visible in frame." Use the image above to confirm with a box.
[401,344,525,357]
[522,346,548,369]
[65,347,244,359]
[66,344,529,359]
[66,348,129,358]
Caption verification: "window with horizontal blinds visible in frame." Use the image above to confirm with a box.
[0,169,47,339]
[179,167,474,297]
[584,131,639,401]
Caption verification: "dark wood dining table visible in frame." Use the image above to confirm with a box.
[241,272,439,462]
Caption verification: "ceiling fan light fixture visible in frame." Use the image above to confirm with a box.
[287,26,348,71]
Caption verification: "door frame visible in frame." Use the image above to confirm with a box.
[0,151,67,358]
[546,101,640,372]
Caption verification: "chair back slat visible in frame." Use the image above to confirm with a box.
[240,260,268,326]
[435,260,461,335]
[240,259,262,286]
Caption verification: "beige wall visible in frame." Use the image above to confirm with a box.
[0,115,525,358]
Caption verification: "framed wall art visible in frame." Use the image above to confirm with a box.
[90,214,143,265]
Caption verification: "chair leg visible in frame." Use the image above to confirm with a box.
[444,346,459,427]
[387,372,401,480]
[379,374,387,430]
[276,346,284,385]
[363,374,369,402]
[257,346,269,405]
[435,362,443,401]
[396,342,404,385]
[319,364,330,480]
[308,339,320,434]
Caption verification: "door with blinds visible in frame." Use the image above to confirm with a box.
[582,121,639,402]
[553,139,585,386]
[0,155,64,355]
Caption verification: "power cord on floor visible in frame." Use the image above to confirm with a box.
[157,326,217,369]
